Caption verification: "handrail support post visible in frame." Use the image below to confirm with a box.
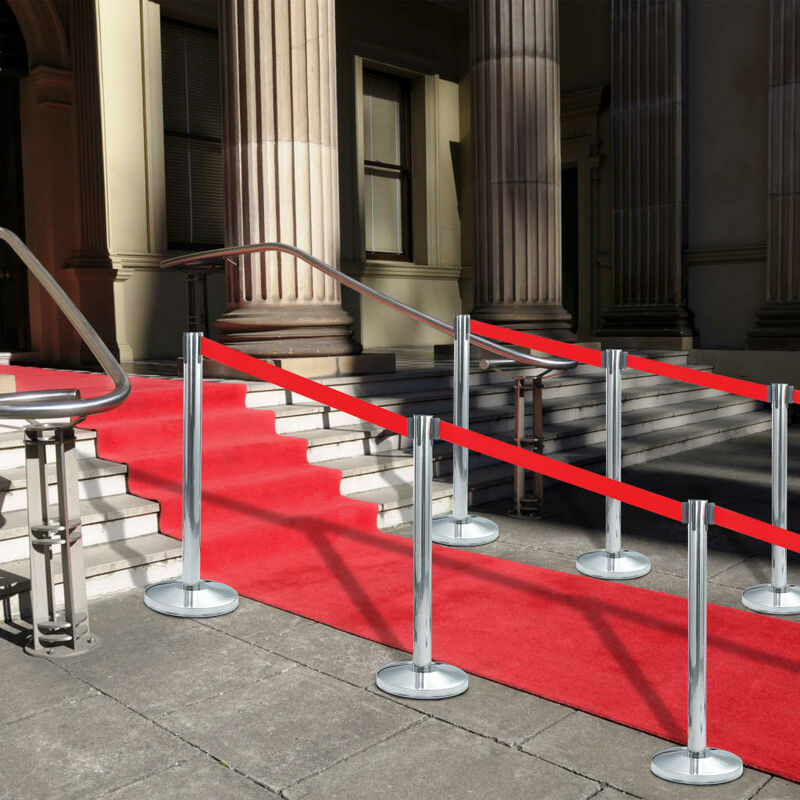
[742,383,800,614]
[431,315,499,547]
[377,415,469,698]
[144,332,239,618]
[651,500,743,785]
[576,349,650,580]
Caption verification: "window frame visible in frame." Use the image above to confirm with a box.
[362,68,413,263]
[161,16,224,252]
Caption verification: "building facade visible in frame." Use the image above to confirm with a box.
[0,0,796,382]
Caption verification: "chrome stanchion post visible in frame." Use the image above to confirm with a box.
[432,314,498,546]
[576,349,650,579]
[742,382,800,614]
[377,415,469,698]
[652,500,743,785]
[144,332,239,617]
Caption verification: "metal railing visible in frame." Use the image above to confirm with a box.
[0,227,131,658]
[0,228,129,419]
[163,243,577,547]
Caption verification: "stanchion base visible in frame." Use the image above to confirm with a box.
[431,515,499,547]
[376,661,469,699]
[576,549,651,580]
[741,584,800,615]
[144,579,239,618]
[651,747,743,785]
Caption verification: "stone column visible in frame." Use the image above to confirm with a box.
[596,0,693,347]
[217,0,360,357]
[750,0,800,349]
[470,0,575,340]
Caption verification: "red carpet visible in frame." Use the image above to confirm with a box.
[4,365,800,782]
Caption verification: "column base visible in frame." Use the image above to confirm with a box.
[471,303,577,342]
[595,303,695,349]
[748,301,800,349]
[216,304,362,358]
[202,351,396,380]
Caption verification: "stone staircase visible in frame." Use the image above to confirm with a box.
[0,420,181,618]
[0,350,770,616]
[244,350,771,528]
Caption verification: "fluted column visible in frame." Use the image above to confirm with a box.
[217,0,360,357]
[597,0,693,345]
[750,0,800,349]
[470,0,574,339]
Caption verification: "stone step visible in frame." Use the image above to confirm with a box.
[0,457,129,512]
[342,408,769,528]
[348,479,454,529]
[244,352,696,410]
[0,532,182,616]
[468,410,773,508]
[0,427,98,470]
[264,367,718,435]
[325,394,762,497]
[0,494,161,563]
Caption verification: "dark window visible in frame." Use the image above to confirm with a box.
[362,70,411,261]
[161,19,223,250]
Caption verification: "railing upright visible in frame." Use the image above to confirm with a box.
[576,349,651,579]
[432,315,499,546]
[144,332,239,618]
[377,414,469,698]
[742,383,800,614]
[651,500,743,785]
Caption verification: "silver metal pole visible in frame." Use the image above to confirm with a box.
[182,330,203,587]
[377,415,469,699]
[651,500,742,785]
[432,315,498,546]
[413,414,434,670]
[144,332,239,618]
[576,349,650,579]
[742,383,800,614]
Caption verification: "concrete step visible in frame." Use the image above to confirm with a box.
[468,410,773,507]
[0,494,161,563]
[244,353,696,410]
[348,479,454,529]
[0,427,98,470]
[0,532,182,616]
[0,457,129,512]
[263,367,718,436]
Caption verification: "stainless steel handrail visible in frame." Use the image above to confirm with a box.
[0,228,130,419]
[161,242,578,372]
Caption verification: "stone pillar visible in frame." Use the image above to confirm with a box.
[596,0,693,348]
[750,0,800,349]
[470,0,575,340]
[217,0,360,357]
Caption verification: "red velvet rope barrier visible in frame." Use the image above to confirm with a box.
[470,319,771,403]
[201,337,800,554]
[200,338,409,437]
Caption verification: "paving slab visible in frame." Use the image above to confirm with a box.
[58,592,296,716]
[752,776,800,798]
[268,618,407,688]
[522,711,770,800]
[0,693,195,800]
[283,717,600,800]
[0,633,97,724]
[159,663,423,792]
[370,673,574,746]
[99,758,279,799]
[198,595,315,647]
